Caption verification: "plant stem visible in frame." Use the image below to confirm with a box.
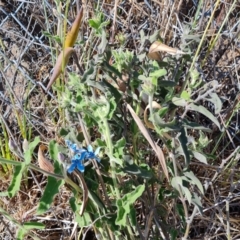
[103,118,135,240]
[102,118,120,199]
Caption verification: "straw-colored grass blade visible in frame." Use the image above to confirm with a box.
[126,104,169,181]
[64,7,83,48]
[46,47,75,90]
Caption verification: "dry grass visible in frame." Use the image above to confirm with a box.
[0,0,240,239]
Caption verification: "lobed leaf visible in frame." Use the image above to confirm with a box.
[188,103,221,130]
[37,176,64,214]
[24,136,40,165]
[8,164,25,198]
[48,140,63,174]
[116,185,145,227]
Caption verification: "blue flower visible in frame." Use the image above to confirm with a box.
[66,140,101,173]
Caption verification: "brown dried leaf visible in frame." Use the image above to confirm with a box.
[46,47,75,91]
[149,41,184,56]
[38,144,54,173]
[147,51,162,61]
[126,104,169,181]
[73,171,89,216]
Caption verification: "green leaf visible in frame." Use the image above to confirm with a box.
[188,103,221,130]
[37,176,64,214]
[170,228,178,240]
[116,199,126,226]
[178,128,190,167]
[102,78,122,103]
[180,182,192,204]
[82,64,95,83]
[114,137,126,158]
[107,97,117,120]
[24,136,40,165]
[8,164,25,197]
[88,19,100,29]
[182,119,212,132]
[171,176,182,189]
[176,203,185,222]
[123,163,153,179]
[192,151,208,164]
[153,113,180,131]
[184,171,204,194]
[138,75,149,82]
[158,106,168,117]
[75,211,92,228]
[150,68,167,78]
[87,80,106,93]
[181,90,190,101]
[68,72,81,86]
[198,131,211,147]
[98,29,108,54]
[159,81,177,87]
[172,97,187,107]
[129,206,137,227]
[110,156,123,166]
[23,222,45,230]
[206,92,222,115]
[69,197,92,227]
[102,61,122,79]
[116,185,145,227]
[94,99,110,120]
[16,229,26,240]
[42,31,62,44]
[49,140,62,174]
[191,193,203,213]
[59,128,69,136]
[88,190,106,213]
[190,68,201,88]
[16,222,44,240]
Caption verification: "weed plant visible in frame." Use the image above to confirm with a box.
[0,1,240,239]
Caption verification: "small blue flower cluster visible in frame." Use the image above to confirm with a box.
[66,140,100,173]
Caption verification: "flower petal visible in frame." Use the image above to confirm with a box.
[75,148,87,154]
[65,140,72,147]
[67,163,76,173]
[66,140,78,153]
[87,145,93,153]
[77,161,85,172]
[72,153,85,161]
[86,152,95,159]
